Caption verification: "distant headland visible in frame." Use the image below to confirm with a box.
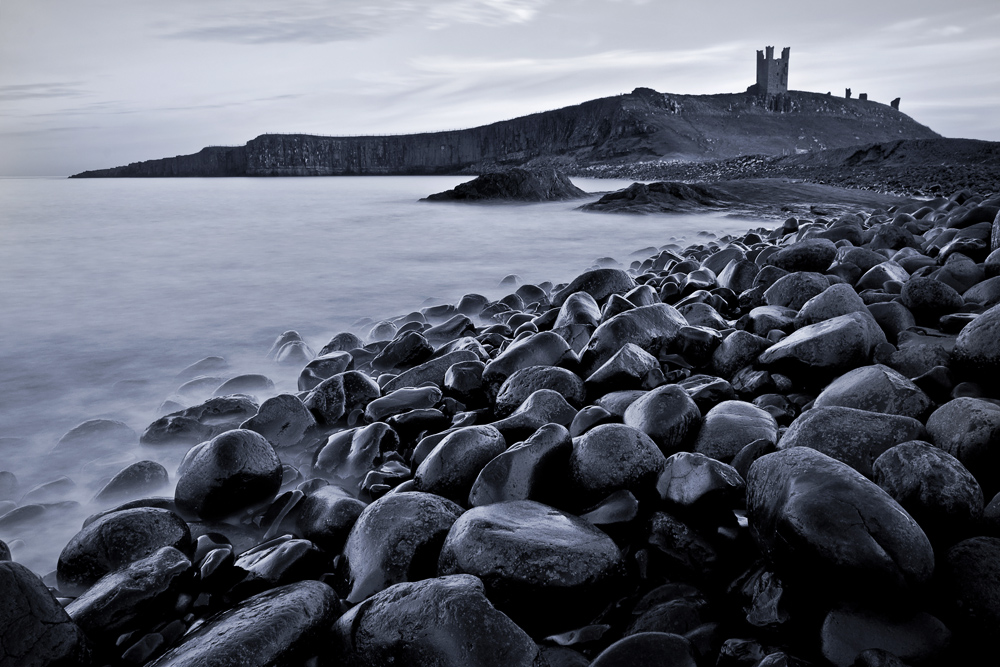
[70,46,943,179]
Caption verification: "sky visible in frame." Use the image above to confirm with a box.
[1,0,998,176]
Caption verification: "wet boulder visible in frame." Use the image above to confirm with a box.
[585,343,664,396]
[148,581,339,667]
[747,447,934,594]
[656,451,745,513]
[590,632,698,667]
[365,386,441,423]
[66,546,191,643]
[622,385,702,455]
[580,303,687,375]
[778,406,925,478]
[757,312,887,379]
[312,422,400,486]
[693,400,778,463]
[764,272,829,310]
[812,364,932,420]
[414,426,507,504]
[213,374,274,397]
[873,441,983,544]
[491,389,577,443]
[941,537,1000,632]
[372,331,434,372]
[0,561,90,666]
[332,574,539,667]
[342,492,463,603]
[820,605,951,667]
[57,507,192,595]
[295,485,367,553]
[764,238,837,272]
[711,330,770,379]
[438,500,623,632]
[482,332,573,393]
[554,291,602,329]
[855,260,909,292]
[900,277,965,325]
[468,423,573,507]
[495,365,586,418]
[866,301,917,345]
[952,302,1000,380]
[93,460,170,503]
[794,282,867,328]
[240,394,316,449]
[141,396,258,446]
[925,398,1000,494]
[551,268,637,308]
[568,424,666,506]
[746,305,797,336]
[56,418,136,453]
[297,351,352,391]
[174,429,282,520]
[381,351,481,393]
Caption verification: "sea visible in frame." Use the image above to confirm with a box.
[0,175,765,576]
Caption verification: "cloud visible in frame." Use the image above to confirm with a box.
[0,82,87,102]
[162,0,547,44]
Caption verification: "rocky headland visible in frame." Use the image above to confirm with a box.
[4,185,1000,666]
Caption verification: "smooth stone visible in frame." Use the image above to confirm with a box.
[443,360,486,403]
[312,422,399,485]
[294,486,366,553]
[266,330,304,359]
[925,398,1000,494]
[952,302,1000,380]
[141,395,259,446]
[568,424,666,506]
[764,272,829,310]
[332,574,539,667]
[424,314,477,344]
[320,332,364,355]
[94,460,170,503]
[794,282,868,328]
[753,264,789,290]
[174,429,282,520]
[342,492,463,603]
[758,312,888,379]
[468,424,573,507]
[873,441,983,544]
[900,277,964,324]
[747,448,934,594]
[148,581,339,667]
[568,405,615,437]
[622,385,702,455]
[274,340,313,366]
[835,246,888,273]
[942,537,1000,631]
[746,305,797,337]
[812,364,932,419]
[594,389,646,417]
[438,500,623,631]
[656,451,745,510]
[779,406,925,478]
[491,389,577,443]
[212,373,274,397]
[711,330,770,379]
[551,268,637,308]
[718,259,760,294]
[764,238,837,272]
[239,393,316,449]
[495,365,585,418]
[591,632,698,667]
[231,537,326,597]
[482,332,573,393]
[56,418,137,452]
[66,546,191,643]
[855,261,909,292]
[0,561,89,666]
[553,291,602,329]
[585,342,663,396]
[580,303,687,375]
[702,245,746,275]
[176,356,228,382]
[364,386,441,422]
[677,374,737,413]
[57,507,192,596]
[678,302,727,330]
[866,301,917,345]
[693,400,778,463]
[414,425,507,504]
[297,351,353,391]
[821,605,951,667]
[382,351,479,393]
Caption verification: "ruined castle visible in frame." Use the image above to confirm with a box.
[750,46,791,111]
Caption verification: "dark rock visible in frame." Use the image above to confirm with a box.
[580,303,687,375]
[867,302,917,345]
[332,574,539,666]
[491,389,577,442]
[554,291,601,329]
[568,424,666,506]
[444,360,486,404]
[313,422,399,485]
[141,395,259,446]
[297,352,353,391]
[594,389,646,417]
[343,492,464,602]
[900,277,964,324]
[952,302,1000,380]
[424,168,586,202]
[764,272,829,310]
[413,425,507,504]
[925,397,1000,494]
[585,343,663,396]
[66,546,190,643]
[495,365,585,417]
[424,314,477,344]
[821,605,951,667]
[855,261,909,292]
[795,283,868,328]
[438,500,622,631]
[580,180,728,214]
[569,405,615,437]
[779,406,925,478]
[231,537,325,596]
[758,312,887,379]
[482,332,573,394]
[677,374,737,413]
[371,331,434,372]
[382,351,479,393]
[590,632,697,667]
[656,451,745,511]
[873,441,983,544]
[746,305,797,337]
[468,423,572,507]
[622,385,702,454]
[240,394,315,449]
[747,448,934,594]
[320,332,364,355]
[813,364,932,419]
[552,268,637,308]
[57,507,192,596]
[365,386,441,422]
[718,259,760,294]
[836,247,888,273]
[0,561,90,666]
[712,331,770,379]
[213,373,274,397]
[56,418,137,453]
[295,485,366,553]
[174,429,282,520]
[148,581,339,667]
[942,536,1000,632]
[94,461,170,503]
[693,400,778,463]
[764,238,837,272]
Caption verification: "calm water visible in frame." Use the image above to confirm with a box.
[0,175,762,574]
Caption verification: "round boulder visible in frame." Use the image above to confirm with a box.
[568,424,666,506]
[812,364,932,420]
[622,385,702,455]
[693,400,778,463]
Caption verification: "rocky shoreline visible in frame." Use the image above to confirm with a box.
[4,184,1000,666]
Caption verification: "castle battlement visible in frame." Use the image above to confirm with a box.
[756,45,790,98]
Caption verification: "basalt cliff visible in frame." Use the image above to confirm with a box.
[70,88,940,178]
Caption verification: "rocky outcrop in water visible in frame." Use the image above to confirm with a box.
[423,168,587,202]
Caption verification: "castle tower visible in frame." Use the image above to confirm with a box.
[756,46,790,97]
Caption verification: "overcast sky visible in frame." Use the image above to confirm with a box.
[1,0,998,176]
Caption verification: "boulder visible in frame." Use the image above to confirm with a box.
[482,332,573,393]
[568,424,666,506]
[382,351,479,393]
[295,485,367,553]
[812,364,932,420]
[757,312,887,379]
[580,304,687,375]
[240,394,316,449]
[763,272,829,310]
[93,460,170,503]
[693,400,778,463]
[495,366,586,418]
[622,385,702,454]
[468,423,573,507]
[953,302,1000,379]
[820,605,951,667]
[764,238,837,272]
[925,397,1000,494]
[794,283,868,328]
[551,268,638,308]
[414,426,507,504]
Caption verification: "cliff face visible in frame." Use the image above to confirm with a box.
[70,89,941,178]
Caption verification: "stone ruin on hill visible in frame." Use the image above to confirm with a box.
[748,45,791,112]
